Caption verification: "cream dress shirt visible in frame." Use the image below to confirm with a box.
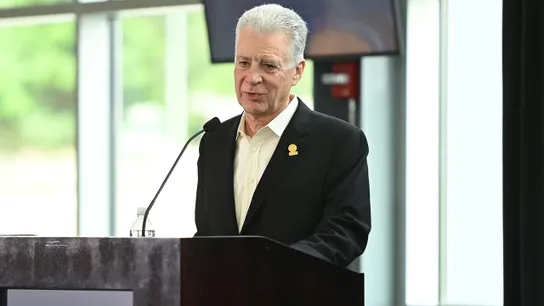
[233,96,299,232]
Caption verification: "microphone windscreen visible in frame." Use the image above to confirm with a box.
[203,117,221,132]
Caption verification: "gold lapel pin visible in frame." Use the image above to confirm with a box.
[288,144,298,156]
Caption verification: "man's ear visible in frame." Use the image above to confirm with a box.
[292,59,306,86]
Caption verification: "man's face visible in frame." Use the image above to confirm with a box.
[234,26,305,119]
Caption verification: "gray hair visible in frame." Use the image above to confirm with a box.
[235,3,308,67]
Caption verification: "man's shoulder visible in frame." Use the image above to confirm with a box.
[217,114,241,131]
[304,108,369,160]
[201,114,240,143]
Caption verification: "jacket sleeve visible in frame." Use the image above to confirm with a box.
[290,129,371,267]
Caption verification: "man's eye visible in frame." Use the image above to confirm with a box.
[239,61,250,67]
[264,64,276,69]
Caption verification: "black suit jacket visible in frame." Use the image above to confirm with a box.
[194,99,371,268]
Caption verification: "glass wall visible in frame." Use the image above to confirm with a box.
[442,0,503,304]
[116,9,198,237]
[404,0,440,304]
[404,0,503,305]
[0,17,77,236]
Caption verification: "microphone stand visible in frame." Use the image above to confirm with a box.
[141,129,206,237]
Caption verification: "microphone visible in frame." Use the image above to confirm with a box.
[141,117,221,237]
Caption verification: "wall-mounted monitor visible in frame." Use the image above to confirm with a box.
[202,0,403,63]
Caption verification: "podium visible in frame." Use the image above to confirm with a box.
[0,236,364,306]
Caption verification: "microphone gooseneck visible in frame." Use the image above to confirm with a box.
[141,117,221,237]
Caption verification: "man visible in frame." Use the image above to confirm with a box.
[194,3,371,268]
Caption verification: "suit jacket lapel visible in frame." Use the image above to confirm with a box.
[240,100,311,233]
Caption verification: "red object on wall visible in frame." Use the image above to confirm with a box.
[330,61,360,99]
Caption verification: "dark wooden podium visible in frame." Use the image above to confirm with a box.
[0,236,364,306]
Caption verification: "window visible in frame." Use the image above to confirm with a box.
[404,0,440,304]
[0,0,70,9]
[116,8,202,237]
[0,17,77,236]
[442,0,503,304]
[405,0,503,305]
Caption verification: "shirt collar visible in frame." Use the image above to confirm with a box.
[237,95,298,139]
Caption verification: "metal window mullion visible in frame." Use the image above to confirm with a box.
[76,11,117,236]
[438,0,449,304]
[109,11,122,237]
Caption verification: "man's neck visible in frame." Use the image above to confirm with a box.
[244,113,272,138]
[244,94,294,138]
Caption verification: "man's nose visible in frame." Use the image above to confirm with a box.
[245,67,263,84]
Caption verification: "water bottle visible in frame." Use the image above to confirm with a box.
[129,207,155,237]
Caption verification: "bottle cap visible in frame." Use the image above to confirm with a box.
[137,207,147,215]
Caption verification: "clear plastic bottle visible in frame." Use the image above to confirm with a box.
[129,207,155,237]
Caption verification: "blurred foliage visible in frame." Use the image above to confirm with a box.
[0,0,68,9]
[0,7,313,152]
[0,21,76,151]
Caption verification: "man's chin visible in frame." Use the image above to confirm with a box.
[241,101,266,114]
